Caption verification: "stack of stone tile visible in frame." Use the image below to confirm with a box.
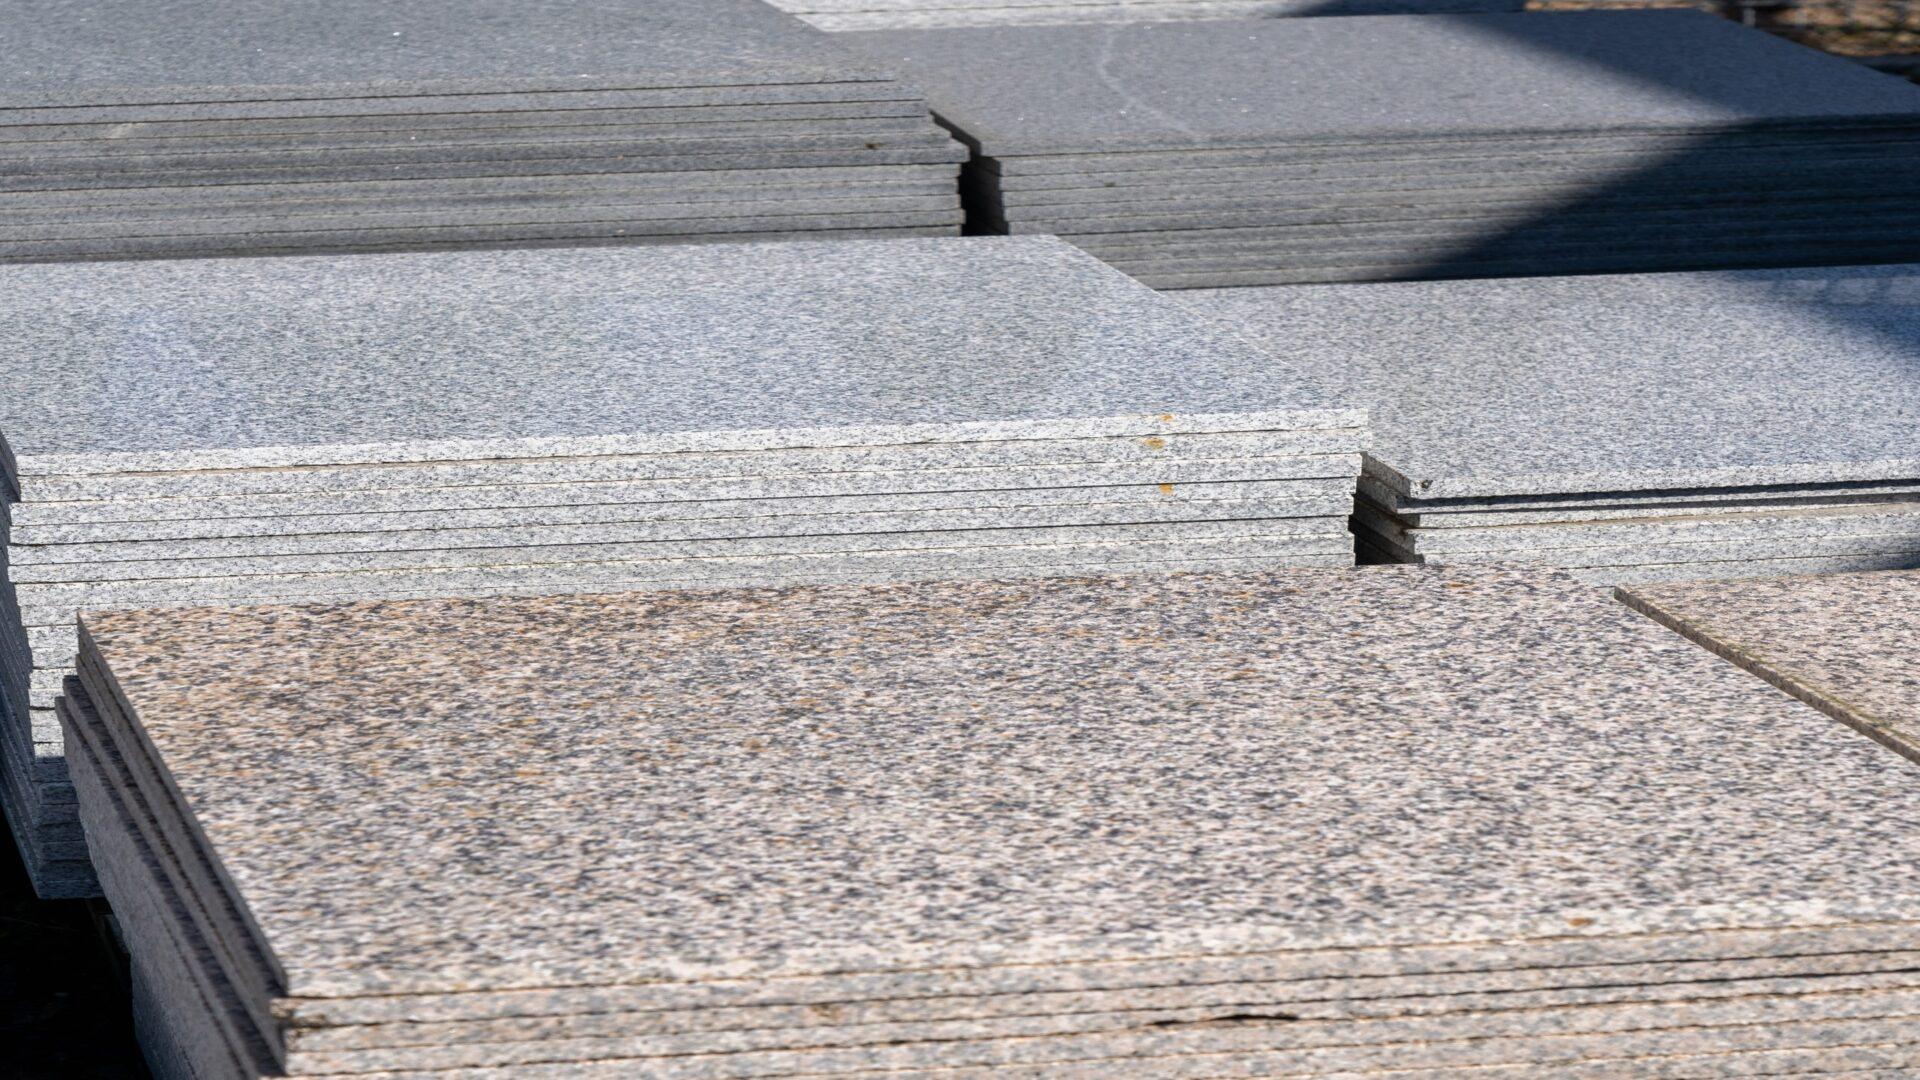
[1177,263,1920,585]
[60,565,1920,1079]
[0,0,964,261]
[771,0,1519,33]
[848,11,1920,286]
[0,235,1365,898]
[1620,569,1920,764]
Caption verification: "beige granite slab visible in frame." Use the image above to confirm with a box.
[70,566,1920,1009]
[1619,570,1920,766]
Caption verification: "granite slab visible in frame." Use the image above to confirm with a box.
[0,101,935,142]
[1619,571,1920,765]
[1389,495,1920,530]
[0,82,928,128]
[69,566,1920,1006]
[1178,265,1920,496]
[0,237,1357,478]
[1603,552,1920,586]
[9,430,1360,501]
[0,0,896,107]
[845,12,1920,156]
[1354,476,1920,516]
[8,477,1356,531]
[1123,248,1920,290]
[1368,504,1920,555]
[8,497,1350,566]
[1350,523,1920,571]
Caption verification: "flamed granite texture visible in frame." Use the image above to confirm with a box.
[0,0,967,260]
[846,12,1920,283]
[1180,263,1920,584]
[1619,570,1920,765]
[0,235,1364,898]
[768,0,1521,33]
[57,565,1920,1077]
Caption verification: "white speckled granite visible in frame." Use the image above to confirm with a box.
[1620,570,1920,765]
[772,0,1521,33]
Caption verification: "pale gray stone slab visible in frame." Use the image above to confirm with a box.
[0,0,894,108]
[9,476,1355,530]
[70,566,1920,1009]
[1599,552,1920,586]
[1370,504,1920,555]
[0,237,1357,478]
[0,101,934,142]
[1177,265,1920,497]
[1355,475,1920,517]
[793,0,1521,30]
[1620,570,1920,766]
[9,496,1349,565]
[845,12,1920,157]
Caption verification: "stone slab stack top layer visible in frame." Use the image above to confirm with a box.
[0,0,966,260]
[61,564,1920,1079]
[847,11,1920,285]
[1177,262,1920,585]
[766,0,1521,34]
[0,234,1366,898]
[1619,569,1920,764]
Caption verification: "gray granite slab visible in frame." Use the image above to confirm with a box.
[1371,504,1920,555]
[0,146,969,193]
[1619,571,1920,766]
[0,82,928,128]
[9,476,1354,530]
[845,12,1920,157]
[1392,495,1920,530]
[17,456,1361,510]
[1602,552,1920,586]
[1355,476,1920,517]
[69,566,1920,1007]
[1177,265,1920,496]
[2,131,961,180]
[0,165,964,210]
[0,0,895,108]
[2,198,965,244]
[9,497,1349,565]
[0,237,1357,478]
[0,101,934,142]
[1351,518,1920,571]
[1125,248,1920,290]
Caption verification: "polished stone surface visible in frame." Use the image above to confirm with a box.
[72,565,1920,1005]
[846,12,1920,156]
[0,237,1355,477]
[1178,265,1920,498]
[1620,570,1920,764]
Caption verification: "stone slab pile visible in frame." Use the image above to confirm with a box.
[1620,569,1920,764]
[0,235,1365,897]
[58,565,1920,1079]
[0,0,965,261]
[1178,263,1920,584]
[848,11,1920,286]
[769,0,1519,34]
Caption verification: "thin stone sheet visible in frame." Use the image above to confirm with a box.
[1363,503,1920,554]
[0,0,894,107]
[1602,552,1920,585]
[72,566,1920,1004]
[844,12,1920,156]
[1619,570,1920,765]
[0,237,1357,478]
[1356,476,1920,516]
[1176,265,1920,497]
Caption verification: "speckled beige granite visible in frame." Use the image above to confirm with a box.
[69,565,1920,1007]
[1619,570,1920,766]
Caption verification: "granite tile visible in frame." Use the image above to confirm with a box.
[844,12,1920,156]
[0,0,893,108]
[0,237,1357,478]
[1177,264,1920,498]
[71,566,1920,1005]
[1371,504,1920,555]
[1619,570,1920,765]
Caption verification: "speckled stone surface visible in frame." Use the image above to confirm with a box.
[67,566,1920,1010]
[1365,503,1920,554]
[1620,571,1920,765]
[0,237,1356,478]
[0,0,890,107]
[846,13,1920,156]
[1179,265,1920,498]
[776,0,1522,33]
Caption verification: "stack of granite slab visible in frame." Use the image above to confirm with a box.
[1620,569,1920,765]
[0,0,964,262]
[848,11,1920,286]
[772,0,1520,33]
[61,565,1920,1079]
[1177,262,1920,585]
[0,234,1365,898]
